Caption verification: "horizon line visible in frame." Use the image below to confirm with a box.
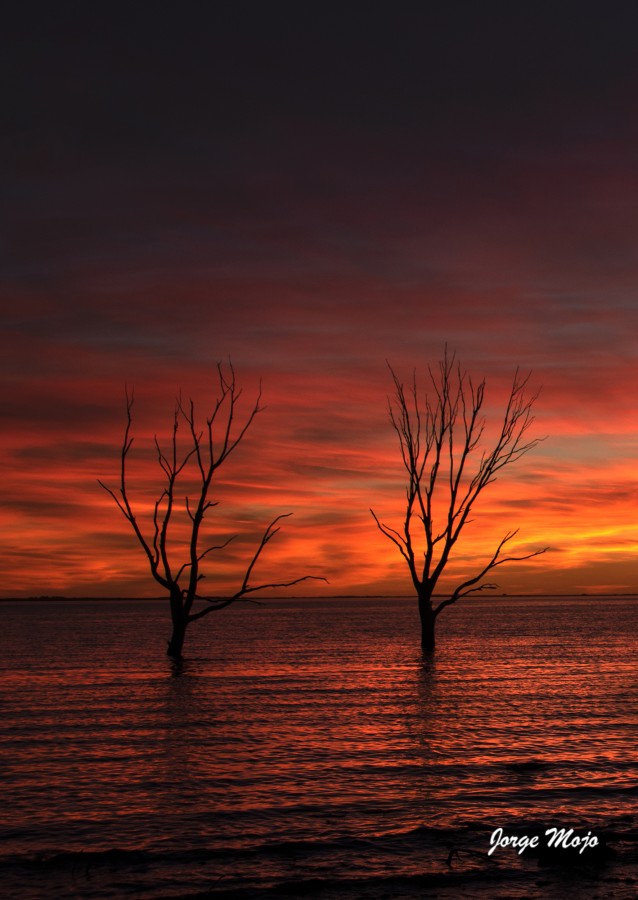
[2,592,638,602]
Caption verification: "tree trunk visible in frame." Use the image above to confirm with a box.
[167,619,187,659]
[167,590,188,659]
[418,595,436,652]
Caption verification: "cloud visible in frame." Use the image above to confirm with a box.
[4,7,638,596]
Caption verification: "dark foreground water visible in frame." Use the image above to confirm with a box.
[2,595,638,899]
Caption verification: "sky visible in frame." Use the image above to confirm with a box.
[3,4,638,598]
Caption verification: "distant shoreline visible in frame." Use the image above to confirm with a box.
[2,593,637,602]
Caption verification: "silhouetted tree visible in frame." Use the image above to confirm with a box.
[371,350,547,652]
[100,363,322,659]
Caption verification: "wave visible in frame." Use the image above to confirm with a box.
[4,819,638,900]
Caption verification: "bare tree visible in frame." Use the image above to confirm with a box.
[371,350,547,651]
[99,363,323,659]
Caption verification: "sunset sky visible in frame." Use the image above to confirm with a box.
[4,5,638,598]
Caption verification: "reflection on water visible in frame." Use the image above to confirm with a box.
[1,596,638,898]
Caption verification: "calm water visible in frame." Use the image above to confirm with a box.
[2,596,638,898]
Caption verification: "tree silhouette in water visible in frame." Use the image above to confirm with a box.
[371,350,547,651]
[100,363,323,659]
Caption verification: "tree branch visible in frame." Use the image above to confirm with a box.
[433,536,549,616]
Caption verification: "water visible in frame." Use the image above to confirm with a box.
[2,595,638,898]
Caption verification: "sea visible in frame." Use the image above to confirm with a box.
[2,595,638,899]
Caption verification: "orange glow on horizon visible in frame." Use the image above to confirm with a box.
[3,349,638,600]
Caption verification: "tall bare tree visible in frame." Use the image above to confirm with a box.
[371,351,547,651]
[100,363,323,659]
